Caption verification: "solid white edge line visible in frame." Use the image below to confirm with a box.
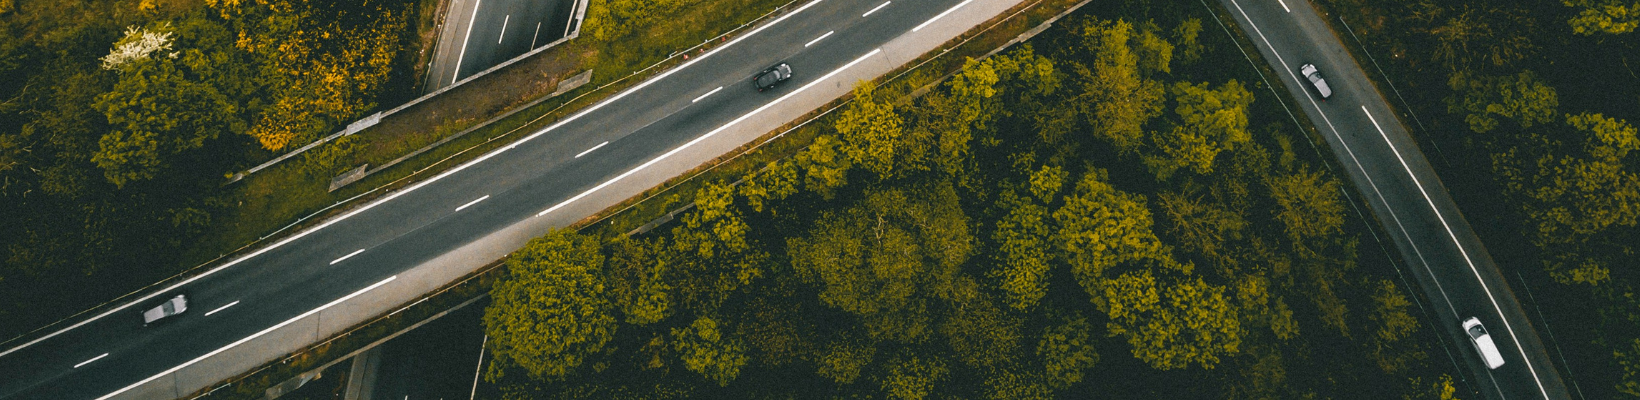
[452,0,483,84]
[863,1,891,17]
[805,31,835,47]
[0,0,828,362]
[455,195,491,212]
[498,15,509,44]
[203,301,240,317]
[1361,106,1551,399]
[537,48,883,218]
[576,141,611,158]
[1277,0,1290,12]
[329,249,366,265]
[73,353,109,369]
[99,276,398,400]
[692,87,724,103]
[913,0,972,32]
[531,22,541,48]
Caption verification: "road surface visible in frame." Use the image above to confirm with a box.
[1212,0,1570,398]
[0,0,1022,397]
[425,0,580,93]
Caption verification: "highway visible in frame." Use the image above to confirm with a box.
[1212,0,1571,398]
[425,0,580,93]
[0,0,1010,397]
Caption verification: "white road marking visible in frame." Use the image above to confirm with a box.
[499,15,509,43]
[863,1,891,17]
[0,0,829,362]
[805,31,835,47]
[99,276,397,400]
[913,0,972,32]
[455,195,491,212]
[538,48,883,218]
[74,353,109,369]
[203,301,240,317]
[576,141,610,158]
[692,86,724,103]
[1277,0,1290,12]
[329,249,366,265]
[1362,106,1550,398]
[532,22,541,48]
[452,0,484,84]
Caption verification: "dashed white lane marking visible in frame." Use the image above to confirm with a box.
[1277,0,1290,12]
[576,141,610,158]
[100,276,397,400]
[863,1,891,17]
[329,249,366,265]
[537,48,884,218]
[1362,106,1550,398]
[499,15,509,43]
[203,301,240,317]
[452,0,484,84]
[913,0,972,32]
[0,0,830,364]
[455,195,491,212]
[692,86,724,103]
[805,31,835,47]
[74,353,109,369]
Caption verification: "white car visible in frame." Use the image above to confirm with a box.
[1300,63,1333,100]
[142,294,188,325]
[1463,317,1506,369]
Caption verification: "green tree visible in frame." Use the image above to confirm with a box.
[1406,374,1463,400]
[1564,0,1640,35]
[1073,18,1167,151]
[1173,18,1205,65]
[1368,280,1425,374]
[93,60,239,187]
[672,316,749,387]
[835,83,903,179]
[482,229,615,380]
[1265,167,1345,253]
[607,237,673,325]
[1104,271,1242,370]
[818,339,877,384]
[1446,70,1559,134]
[1148,80,1254,179]
[1037,314,1098,388]
[939,282,1023,370]
[1051,169,1173,307]
[880,354,949,400]
[669,182,763,312]
[993,189,1053,310]
[1495,113,1638,285]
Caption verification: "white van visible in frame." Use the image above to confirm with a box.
[1463,317,1506,369]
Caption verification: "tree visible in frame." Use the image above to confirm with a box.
[1104,271,1242,370]
[1446,71,1559,134]
[1051,169,1173,307]
[607,237,672,325]
[835,83,904,179]
[1037,314,1098,388]
[672,316,748,387]
[482,229,615,380]
[993,189,1053,310]
[1564,0,1640,35]
[880,354,949,400]
[1369,280,1425,374]
[93,60,239,187]
[1074,18,1167,151]
[1148,80,1254,179]
[1173,18,1206,65]
[818,339,877,384]
[939,282,1023,370]
[786,181,971,341]
[1265,167,1345,253]
[669,181,763,312]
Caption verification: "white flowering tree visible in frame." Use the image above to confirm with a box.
[100,24,176,71]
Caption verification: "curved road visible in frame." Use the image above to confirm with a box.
[0,0,1019,397]
[1213,0,1571,398]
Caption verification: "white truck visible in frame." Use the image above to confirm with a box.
[1463,317,1506,369]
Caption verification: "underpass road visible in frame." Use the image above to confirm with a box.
[0,0,1026,397]
[1212,0,1570,398]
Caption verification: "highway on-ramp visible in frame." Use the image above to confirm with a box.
[1213,0,1571,398]
[0,0,1015,397]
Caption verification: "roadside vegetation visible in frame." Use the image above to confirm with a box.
[1315,0,1640,396]
[478,2,1461,398]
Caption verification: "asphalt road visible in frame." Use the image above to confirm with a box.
[1212,0,1571,398]
[0,0,984,397]
[425,0,579,92]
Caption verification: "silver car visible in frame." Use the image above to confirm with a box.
[1300,63,1332,100]
[142,294,188,325]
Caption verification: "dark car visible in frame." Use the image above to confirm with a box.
[754,63,792,92]
[1300,63,1333,100]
